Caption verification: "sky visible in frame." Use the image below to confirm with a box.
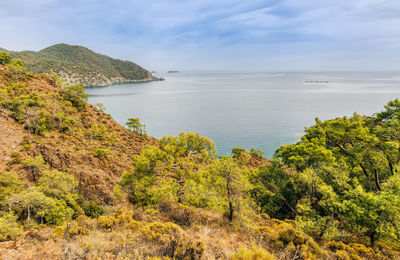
[1,0,400,71]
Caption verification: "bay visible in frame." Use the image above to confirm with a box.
[86,71,400,157]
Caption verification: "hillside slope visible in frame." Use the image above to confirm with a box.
[6,44,158,86]
[0,64,157,204]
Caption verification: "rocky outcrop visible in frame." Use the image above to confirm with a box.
[59,71,159,87]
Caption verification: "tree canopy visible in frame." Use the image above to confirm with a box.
[273,104,400,245]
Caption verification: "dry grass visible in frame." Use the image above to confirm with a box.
[1,205,399,259]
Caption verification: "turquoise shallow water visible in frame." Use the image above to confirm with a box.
[86,71,400,157]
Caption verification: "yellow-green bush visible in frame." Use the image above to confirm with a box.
[229,244,274,260]
[327,241,376,259]
[93,148,111,159]
[334,250,351,260]
[97,207,140,229]
[258,219,328,259]
[139,221,205,259]
[374,241,400,259]
[350,243,375,258]
[97,215,117,229]
[54,221,90,238]
[140,221,182,241]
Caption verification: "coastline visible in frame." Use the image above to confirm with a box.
[84,77,163,88]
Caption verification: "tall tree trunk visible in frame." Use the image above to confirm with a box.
[374,169,381,191]
[388,159,394,175]
[227,178,234,221]
[177,175,185,203]
[228,201,234,222]
[369,231,377,246]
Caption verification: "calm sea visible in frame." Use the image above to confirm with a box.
[86,71,400,157]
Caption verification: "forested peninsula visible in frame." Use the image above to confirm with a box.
[1,44,159,87]
[0,52,399,259]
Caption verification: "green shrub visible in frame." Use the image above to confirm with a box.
[93,148,111,159]
[44,199,74,225]
[38,170,83,218]
[59,83,88,111]
[55,112,76,132]
[25,109,53,135]
[1,81,78,134]
[231,147,249,157]
[9,152,21,164]
[0,51,11,65]
[38,170,78,199]
[21,155,48,182]
[5,188,54,224]
[250,148,265,158]
[82,201,103,218]
[94,103,106,113]
[0,172,23,206]
[6,92,42,123]
[86,124,118,145]
[0,213,22,241]
[4,171,81,226]
[126,117,147,136]
[46,70,65,87]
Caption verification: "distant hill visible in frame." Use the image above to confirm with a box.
[5,43,158,86]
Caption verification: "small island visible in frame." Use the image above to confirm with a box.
[304,80,329,83]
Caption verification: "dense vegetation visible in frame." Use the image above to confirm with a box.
[0,51,399,259]
[3,44,154,86]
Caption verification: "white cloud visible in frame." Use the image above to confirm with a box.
[0,0,400,70]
